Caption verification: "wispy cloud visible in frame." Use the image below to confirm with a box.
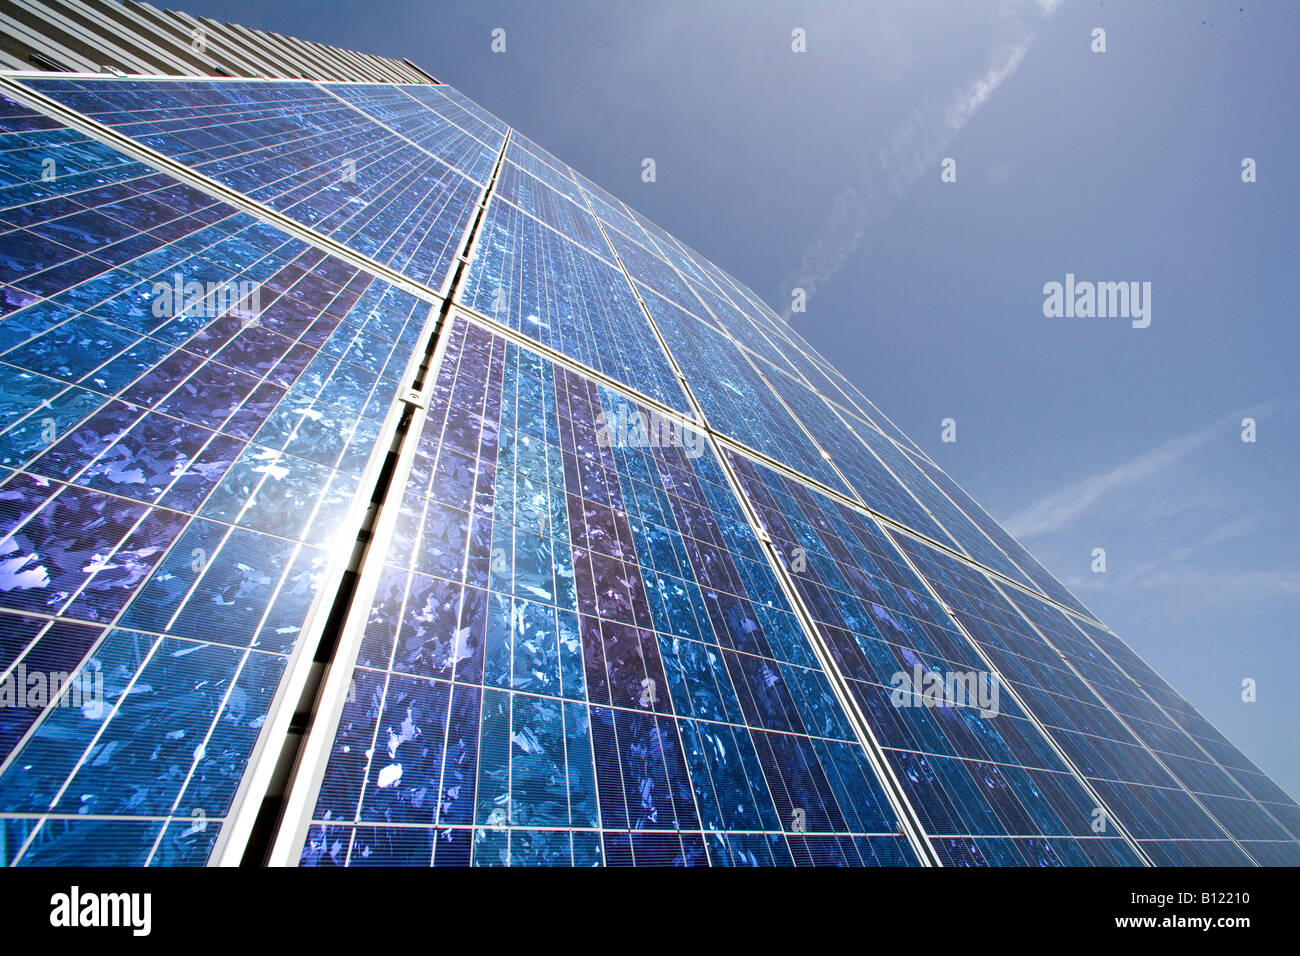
[1002,401,1282,540]
[1071,564,1300,602]
[1066,513,1269,593]
[780,2,1061,318]
[1134,568,1300,599]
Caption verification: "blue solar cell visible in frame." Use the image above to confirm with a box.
[634,288,851,494]
[294,317,919,866]
[494,161,613,260]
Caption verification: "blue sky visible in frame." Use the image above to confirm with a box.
[175,0,1299,797]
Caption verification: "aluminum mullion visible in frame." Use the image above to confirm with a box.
[265,128,513,866]
[205,294,445,867]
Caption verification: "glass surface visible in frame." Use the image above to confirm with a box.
[727,451,1143,865]
[458,194,691,413]
[889,532,1298,865]
[298,316,917,866]
[21,78,482,291]
[0,95,429,865]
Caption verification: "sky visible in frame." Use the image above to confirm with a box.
[175,0,1299,797]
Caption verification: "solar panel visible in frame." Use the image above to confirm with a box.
[322,83,498,185]
[887,532,1300,865]
[634,288,852,494]
[0,94,433,865]
[288,316,918,866]
[726,451,1144,866]
[2,62,1294,868]
[18,77,482,294]
[457,193,691,412]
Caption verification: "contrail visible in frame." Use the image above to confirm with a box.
[780,1,1062,319]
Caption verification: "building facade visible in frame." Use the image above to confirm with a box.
[0,3,1297,867]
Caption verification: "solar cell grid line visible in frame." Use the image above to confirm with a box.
[887,532,1264,866]
[0,92,443,866]
[570,186,936,865]
[11,74,482,297]
[0,73,442,304]
[277,315,921,866]
[723,451,1148,866]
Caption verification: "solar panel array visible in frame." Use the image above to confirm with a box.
[0,71,1295,867]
